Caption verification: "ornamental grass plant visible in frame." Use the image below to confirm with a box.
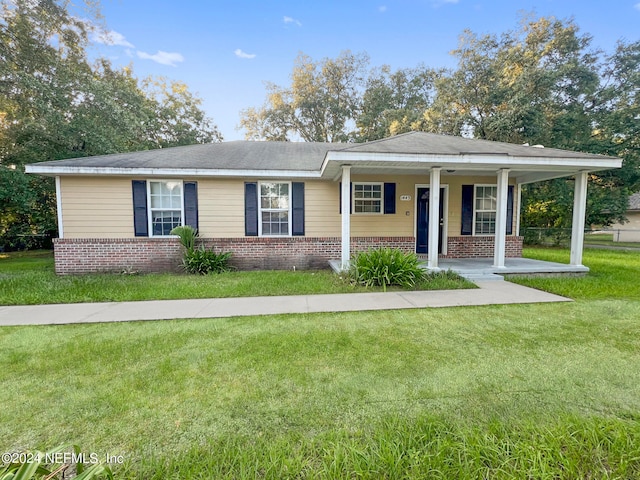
[350,247,426,291]
[170,225,233,275]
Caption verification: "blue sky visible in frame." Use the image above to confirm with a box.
[87,0,640,141]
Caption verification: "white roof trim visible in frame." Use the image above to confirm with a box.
[25,150,621,180]
[24,165,322,179]
[321,151,622,172]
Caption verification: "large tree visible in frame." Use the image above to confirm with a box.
[427,16,601,145]
[356,65,442,142]
[240,51,369,142]
[0,0,221,250]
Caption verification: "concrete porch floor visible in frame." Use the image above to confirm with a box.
[426,257,589,281]
[330,257,588,282]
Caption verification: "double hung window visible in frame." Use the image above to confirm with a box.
[259,182,290,236]
[149,180,183,236]
[474,185,497,235]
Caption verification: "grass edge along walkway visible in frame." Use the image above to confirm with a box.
[0,280,570,326]
[0,250,474,306]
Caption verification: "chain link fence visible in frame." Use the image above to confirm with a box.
[522,227,640,247]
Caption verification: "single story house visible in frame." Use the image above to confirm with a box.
[609,192,640,242]
[25,132,621,275]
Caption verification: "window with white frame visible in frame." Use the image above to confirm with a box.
[353,182,383,214]
[474,185,497,235]
[259,182,290,236]
[149,180,183,236]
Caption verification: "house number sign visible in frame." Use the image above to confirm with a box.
[400,195,411,201]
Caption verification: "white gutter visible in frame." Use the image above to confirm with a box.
[24,165,322,179]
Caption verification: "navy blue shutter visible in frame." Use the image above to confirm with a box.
[245,182,258,236]
[291,182,305,236]
[383,183,396,214]
[339,183,353,214]
[183,182,198,231]
[506,185,514,235]
[132,180,148,237]
[461,185,474,236]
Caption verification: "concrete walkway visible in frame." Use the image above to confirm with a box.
[0,281,571,327]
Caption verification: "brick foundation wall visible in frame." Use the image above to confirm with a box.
[201,237,415,270]
[53,235,523,274]
[53,238,184,275]
[444,236,523,258]
[53,237,416,274]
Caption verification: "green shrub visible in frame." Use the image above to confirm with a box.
[170,225,198,252]
[183,247,233,275]
[350,247,425,291]
[170,226,233,275]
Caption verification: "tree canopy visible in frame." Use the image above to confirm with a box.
[240,51,369,142]
[0,0,221,250]
[240,15,639,230]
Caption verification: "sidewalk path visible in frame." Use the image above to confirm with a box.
[0,281,571,327]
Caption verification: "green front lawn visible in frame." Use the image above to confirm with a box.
[0,250,473,305]
[1,298,639,477]
[1,248,639,478]
[512,247,640,300]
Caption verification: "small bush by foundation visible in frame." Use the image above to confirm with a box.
[183,248,233,275]
[171,226,232,275]
[350,247,426,291]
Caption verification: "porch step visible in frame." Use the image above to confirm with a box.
[457,273,505,282]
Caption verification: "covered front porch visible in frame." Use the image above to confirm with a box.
[320,132,621,274]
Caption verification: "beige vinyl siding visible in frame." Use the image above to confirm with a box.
[305,180,340,236]
[306,176,416,237]
[58,174,519,240]
[197,178,245,237]
[445,176,518,237]
[60,177,134,238]
[350,175,414,237]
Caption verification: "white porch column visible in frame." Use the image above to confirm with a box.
[55,176,64,239]
[428,167,441,270]
[493,169,510,268]
[516,184,522,237]
[341,165,351,270]
[570,171,588,266]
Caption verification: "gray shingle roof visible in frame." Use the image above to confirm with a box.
[339,132,613,159]
[32,140,336,171]
[629,192,640,211]
[28,131,619,171]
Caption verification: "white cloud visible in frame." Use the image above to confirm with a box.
[378,5,387,12]
[431,0,458,5]
[635,2,640,11]
[234,49,256,59]
[283,16,302,26]
[92,29,135,48]
[137,50,184,67]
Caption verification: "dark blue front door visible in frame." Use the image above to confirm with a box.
[416,187,444,254]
